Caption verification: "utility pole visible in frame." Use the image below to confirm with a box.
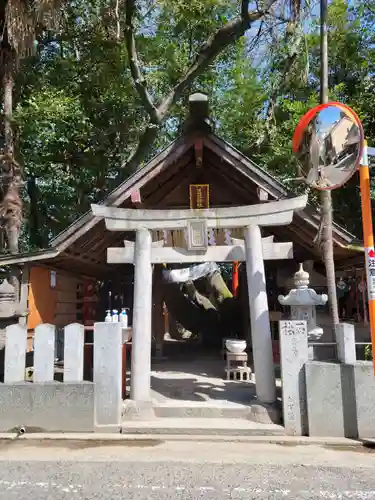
[320,0,340,327]
[320,0,328,104]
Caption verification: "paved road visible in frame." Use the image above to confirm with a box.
[1,438,375,499]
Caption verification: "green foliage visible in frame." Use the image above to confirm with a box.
[8,0,375,250]
[364,344,373,361]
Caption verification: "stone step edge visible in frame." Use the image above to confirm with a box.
[0,433,364,447]
[119,426,285,436]
[150,402,253,408]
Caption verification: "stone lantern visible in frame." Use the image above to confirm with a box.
[278,263,328,359]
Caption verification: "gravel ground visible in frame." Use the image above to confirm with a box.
[0,438,375,499]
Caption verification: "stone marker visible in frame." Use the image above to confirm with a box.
[337,323,356,364]
[279,320,308,436]
[94,322,122,426]
[4,324,27,383]
[64,323,84,382]
[33,323,55,382]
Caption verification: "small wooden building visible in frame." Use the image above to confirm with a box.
[0,94,363,337]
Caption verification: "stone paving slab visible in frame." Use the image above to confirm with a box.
[120,417,285,436]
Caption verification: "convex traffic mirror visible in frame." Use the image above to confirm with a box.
[292,102,364,190]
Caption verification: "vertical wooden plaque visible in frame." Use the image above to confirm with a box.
[189,184,210,209]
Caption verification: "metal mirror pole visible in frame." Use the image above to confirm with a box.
[320,0,340,329]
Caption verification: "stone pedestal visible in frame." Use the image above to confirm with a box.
[225,352,252,381]
[278,264,328,360]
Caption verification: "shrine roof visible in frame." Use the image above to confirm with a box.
[0,94,361,277]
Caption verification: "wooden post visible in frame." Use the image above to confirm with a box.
[18,265,29,327]
[152,265,165,358]
[122,343,127,399]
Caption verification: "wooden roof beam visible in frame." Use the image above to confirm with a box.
[131,189,142,207]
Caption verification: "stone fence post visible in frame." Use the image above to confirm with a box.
[4,324,27,383]
[34,324,55,382]
[279,320,308,436]
[336,323,356,364]
[64,323,85,382]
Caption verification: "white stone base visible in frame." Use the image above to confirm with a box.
[225,366,252,381]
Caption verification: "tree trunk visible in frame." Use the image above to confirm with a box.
[319,0,339,329]
[321,191,340,326]
[320,0,340,328]
[2,54,22,255]
[27,175,45,248]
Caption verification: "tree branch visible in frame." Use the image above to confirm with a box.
[158,1,271,117]
[119,124,159,176]
[124,0,161,124]
[241,0,251,19]
[122,0,276,171]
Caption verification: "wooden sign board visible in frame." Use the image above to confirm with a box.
[189,184,210,209]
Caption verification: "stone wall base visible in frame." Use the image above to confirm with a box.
[306,361,375,438]
[0,381,94,432]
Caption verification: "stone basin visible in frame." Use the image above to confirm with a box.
[225,339,247,354]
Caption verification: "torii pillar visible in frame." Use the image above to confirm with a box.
[245,224,275,403]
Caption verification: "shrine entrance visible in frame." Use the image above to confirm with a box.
[92,194,307,412]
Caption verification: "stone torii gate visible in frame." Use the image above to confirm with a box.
[92,194,307,408]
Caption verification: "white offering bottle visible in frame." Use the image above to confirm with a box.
[120,308,128,328]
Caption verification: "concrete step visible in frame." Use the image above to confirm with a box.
[120,418,285,437]
[149,400,282,425]
[153,402,251,419]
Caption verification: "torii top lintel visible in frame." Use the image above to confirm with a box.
[91,195,308,232]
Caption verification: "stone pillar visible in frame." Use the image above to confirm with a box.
[337,322,356,364]
[244,224,276,404]
[131,228,153,402]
